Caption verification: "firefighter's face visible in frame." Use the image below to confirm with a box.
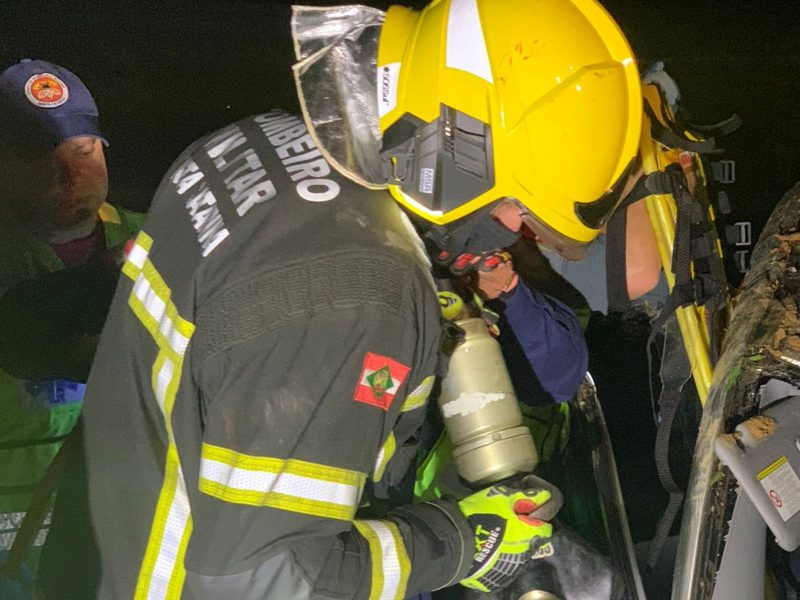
[3,136,108,233]
[490,199,524,232]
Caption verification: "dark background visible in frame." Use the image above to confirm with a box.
[2,0,799,248]
[2,0,799,554]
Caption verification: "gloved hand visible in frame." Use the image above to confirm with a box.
[458,484,553,592]
[474,252,519,300]
[435,250,519,300]
[434,249,509,276]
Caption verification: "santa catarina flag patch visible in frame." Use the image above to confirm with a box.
[353,352,411,410]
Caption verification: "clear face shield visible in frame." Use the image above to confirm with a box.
[291,5,388,189]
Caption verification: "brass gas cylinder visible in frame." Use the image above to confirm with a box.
[438,318,538,485]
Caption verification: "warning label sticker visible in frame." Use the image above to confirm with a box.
[758,456,800,522]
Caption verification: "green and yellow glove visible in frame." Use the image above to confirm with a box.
[457,485,552,592]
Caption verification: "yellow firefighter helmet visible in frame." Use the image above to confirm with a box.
[377,0,642,258]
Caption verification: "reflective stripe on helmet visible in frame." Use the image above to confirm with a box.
[446,0,493,83]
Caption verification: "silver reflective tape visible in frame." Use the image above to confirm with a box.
[361,520,404,600]
[201,458,360,509]
[146,467,192,600]
[446,0,493,83]
[154,357,175,413]
[127,243,149,269]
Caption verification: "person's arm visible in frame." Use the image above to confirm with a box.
[186,275,473,599]
[625,199,662,300]
[474,254,588,403]
[499,281,589,403]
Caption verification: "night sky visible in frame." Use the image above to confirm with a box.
[3,0,798,254]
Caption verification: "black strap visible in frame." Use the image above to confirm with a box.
[615,173,656,212]
[655,166,708,322]
[705,297,722,366]
[605,206,630,313]
[644,170,678,197]
[646,386,685,570]
[638,82,735,568]
[644,73,740,154]
[644,102,720,155]
[670,166,696,305]
[605,165,704,315]
[644,162,729,568]
[678,111,742,140]
[644,166,698,423]
[643,168,701,570]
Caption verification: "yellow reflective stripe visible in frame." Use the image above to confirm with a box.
[133,447,192,600]
[151,353,173,414]
[122,233,196,600]
[388,523,411,600]
[130,262,193,359]
[167,501,194,597]
[199,443,365,521]
[201,443,364,486]
[373,432,397,482]
[199,482,356,520]
[355,521,384,600]
[138,230,155,250]
[123,231,154,278]
[354,520,410,600]
[401,375,435,412]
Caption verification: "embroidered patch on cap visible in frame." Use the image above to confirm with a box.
[25,73,69,108]
[353,352,411,410]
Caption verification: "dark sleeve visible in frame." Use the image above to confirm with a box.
[498,281,588,404]
[185,265,472,599]
[508,236,590,315]
[0,258,120,380]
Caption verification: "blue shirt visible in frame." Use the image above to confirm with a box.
[493,281,588,404]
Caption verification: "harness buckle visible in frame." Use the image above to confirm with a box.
[725,221,752,247]
[710,160,736,184]
[734,250,750,274]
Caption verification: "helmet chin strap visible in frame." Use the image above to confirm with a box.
[421,204,521,258]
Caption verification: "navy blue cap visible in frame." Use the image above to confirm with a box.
[0,59,108,153]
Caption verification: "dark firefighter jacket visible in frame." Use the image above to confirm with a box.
[80,112,473,600]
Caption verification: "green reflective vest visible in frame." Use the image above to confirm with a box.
[0,204,144,565]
